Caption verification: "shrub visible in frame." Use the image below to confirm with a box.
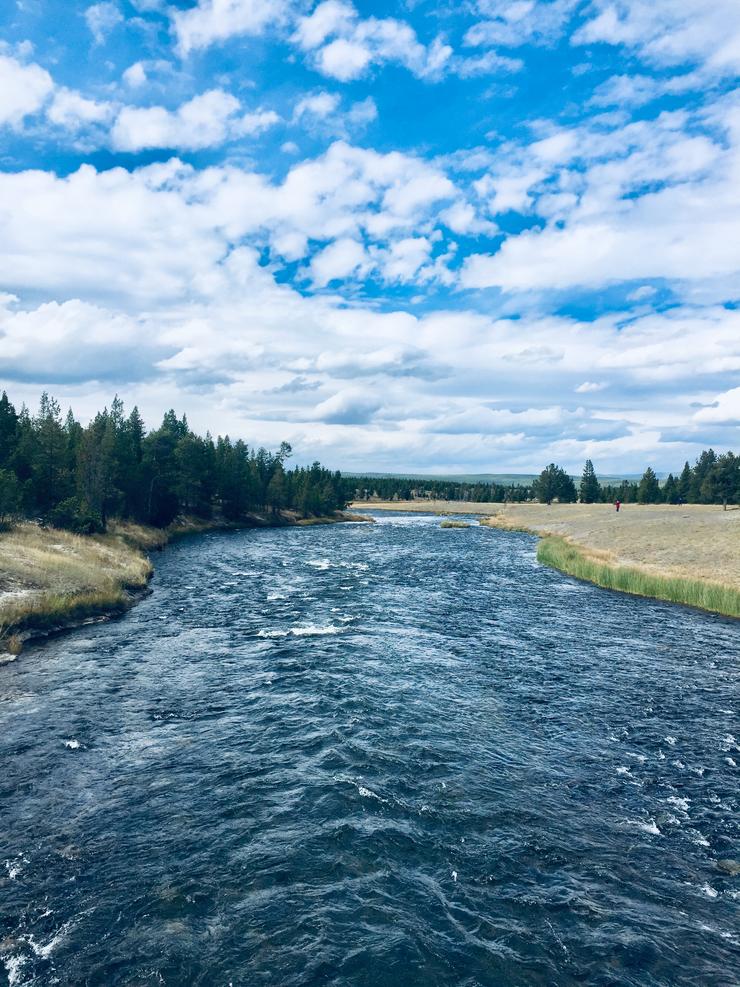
[48,497,104,534]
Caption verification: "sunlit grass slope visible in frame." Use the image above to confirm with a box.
[0,522,153,643]
[537,535,740,618]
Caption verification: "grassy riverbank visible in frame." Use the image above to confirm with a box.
[0,511,369,655]
[354,501,740,618]
[537,535,740,618]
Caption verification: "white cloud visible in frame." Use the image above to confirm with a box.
[310,237,369,286]
[235,108,280,135]
[377,237,432,282]
[575,381,607,393]
[110,89,277,151]
[346,96,377,126]
[173,0,287,56]
[465,0,577,49]
[0,54,53,127]
[293,91,341,122]
[0,143,465,306]
[123,62,148,88]
[292,1,354,49]
[293,1,452,81]
[47,88,114,130]
[462,101,739,295]
[573,0,740,76]
[693,387,740,425]
[313,388,381,424]
[84,2,124,44]
[455,50,523,77]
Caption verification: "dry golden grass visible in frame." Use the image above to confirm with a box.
[0,522,153,643]
[537,535,740,618]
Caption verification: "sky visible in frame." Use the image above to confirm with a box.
[0,0,738,474]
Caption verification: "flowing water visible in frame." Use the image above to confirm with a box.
[1,512,738,986]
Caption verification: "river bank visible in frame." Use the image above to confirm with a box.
[0,511,370,655]
[352,501,740,618]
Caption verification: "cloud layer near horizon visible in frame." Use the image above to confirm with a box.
[0,0,738,473]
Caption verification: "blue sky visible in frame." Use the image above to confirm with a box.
[0,0,738,473]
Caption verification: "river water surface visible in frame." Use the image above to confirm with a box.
[1,512,739,986]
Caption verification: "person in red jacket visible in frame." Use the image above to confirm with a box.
[615,499,621,512]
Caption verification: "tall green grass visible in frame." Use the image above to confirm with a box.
[537,535,740,618]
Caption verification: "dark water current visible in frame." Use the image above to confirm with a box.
[1,512,739,986]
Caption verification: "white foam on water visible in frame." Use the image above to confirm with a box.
[616,766,631,775]
[721,734,737,751]
[260,623,344,638]
[688,831,710,848]
[665,736,678,745]
[1,953,25,987]
[291,624,342,637]
[63,739,80,750]
[627,818,661,836]
[452,870,458,882]
[725,757,737,767]
[307,560,331,570]
[666,796,690,812]
[357,784,388,803]
[266,592,287,601]
[701,884,719,899]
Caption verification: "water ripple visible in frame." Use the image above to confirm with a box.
[0,512,738,986]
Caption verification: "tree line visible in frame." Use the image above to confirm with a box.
[348,476,533,503]
[0,391,347,532]
[346,451,739,508]
[575,452,739,508]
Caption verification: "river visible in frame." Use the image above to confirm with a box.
[1,512,738,986]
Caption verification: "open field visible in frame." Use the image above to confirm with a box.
[353,501,740,617]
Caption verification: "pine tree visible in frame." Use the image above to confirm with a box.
[535,464,577,504]
[579,460,600,503]
[637,466,661,504]
[0,392,18,471]
[662,473,679,504]
[32,393,69,511]
[677,461,692,503]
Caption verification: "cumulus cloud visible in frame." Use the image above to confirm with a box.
[312,388,381,424]
[573,0,740,77]
[111,90,278,151]
[465,0,578,48]
[123,62,148,88]
[2,0,739,474]
[310,237,369,286]
[575,381,607,393]
[461,101,739,295]
[47,88,114,131]
[173,0,288,56]
[84,2,124,44]
[293,90,341,122]
[0,55,53,127]
[0,144,464,305]
[293,1,452,81]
